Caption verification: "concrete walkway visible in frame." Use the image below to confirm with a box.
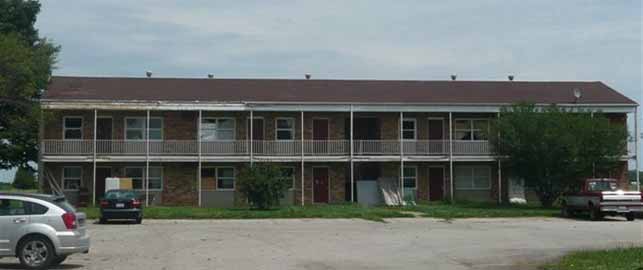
[1,217,641,270]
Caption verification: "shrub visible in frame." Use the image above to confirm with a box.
[13,166,36,189]
[237,163,290,210]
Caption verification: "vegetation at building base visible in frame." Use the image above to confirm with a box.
[1,0,59,173]
[237,163,291,210]
[489,103,628,208]
[79,201,561,222]
[542,247,643,270]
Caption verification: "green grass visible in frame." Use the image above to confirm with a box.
[79,204,415,222]
[402,201,559,219]
[542,247,643,270]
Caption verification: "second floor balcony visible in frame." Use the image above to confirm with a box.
[42,139,493,157]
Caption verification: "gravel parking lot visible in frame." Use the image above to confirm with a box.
[1,217,641,270]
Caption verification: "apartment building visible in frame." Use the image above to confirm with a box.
[39,76,640,206]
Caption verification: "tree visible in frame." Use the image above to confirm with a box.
[0,0,59,171]
[489,103,627,207]
[13,166,36,189]
[237,164,290,209]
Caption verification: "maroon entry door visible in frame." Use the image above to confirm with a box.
[428,119,444,153]
[248,118,264,153]
[312,119,329,154]
[428,167,444,201]
[94,167,112,202]
[313,167,329,203]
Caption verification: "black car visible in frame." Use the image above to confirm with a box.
[99,189,143,224]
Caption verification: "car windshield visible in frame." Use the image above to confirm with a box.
[587,181,618,191]
[105,190,137,200]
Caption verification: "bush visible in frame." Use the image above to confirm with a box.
[237,163,290,210]
[13,167,36,189]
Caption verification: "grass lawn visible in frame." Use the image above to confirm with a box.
[79,204,415,222]
[542,247,643,270]
[402,201,559,219]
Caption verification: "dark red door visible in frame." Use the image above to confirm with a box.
[95,167,112,202]
[248,118,264,153]
[313,167,329,203]
[313,119,329,154]
[428,119,444,153]
[428,167,444,201]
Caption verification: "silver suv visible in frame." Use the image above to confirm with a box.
[0,193,90,269]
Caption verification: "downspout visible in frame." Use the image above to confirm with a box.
[497,112,501,204]
[449,112,454,202]
[301,110,305,206]
[198,110,202,207]
[145,110,150,207]
[92,109,97,206]
[250,110,254,166]
[350,105,354,203]
[399,111,404,203]
[636,107,640,191]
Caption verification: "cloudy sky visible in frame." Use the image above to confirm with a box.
[28,1,643,173]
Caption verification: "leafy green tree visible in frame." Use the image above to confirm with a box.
[489,103,627,207]
[13,166,36,189]
[238,163,290,209]
[0,0,59,171]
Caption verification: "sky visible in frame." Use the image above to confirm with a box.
[30,1,642,170]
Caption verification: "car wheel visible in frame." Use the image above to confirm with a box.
[51,255,68,266]
[589,207,603,221]
[135,217,142,224]
[99,218,107,224]
[17,235,55,270]
[625,213,635,221]
[560,203,571,218]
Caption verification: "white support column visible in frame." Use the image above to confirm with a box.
[300,111,305,206]
[636,107,640,191]
[92,109,97,206]
[250,110,254,166]
[449,112,454,202]
[198,110,202,207]
[399,111,404,202]
[497,112,502,204]
[350,105,354,203]
[145,110,150,207]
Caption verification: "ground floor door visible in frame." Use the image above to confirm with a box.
[313,167,329,203]
[95,167,113,201]
[428,167,444,201]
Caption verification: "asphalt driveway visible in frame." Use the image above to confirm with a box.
[1,217,641,270]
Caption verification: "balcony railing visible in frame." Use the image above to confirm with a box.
[42,139,493,156]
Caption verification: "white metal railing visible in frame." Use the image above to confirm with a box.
[42,140,93,155]
[201,141,248,156]
[304,140,349,156]
[253,140,301,156]
[42,139,493,156]
[353,140,400,155]
[402,140,449,155]
[452,140,491,155]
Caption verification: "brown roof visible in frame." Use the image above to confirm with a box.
[44,76,637,105]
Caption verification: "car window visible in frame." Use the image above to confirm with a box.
[53,198,76,213]
[25,202,49,215]
[587,181,618,192]
[105,190,137,200]
[0,199,28,216]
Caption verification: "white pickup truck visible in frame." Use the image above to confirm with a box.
[560,178,643,221]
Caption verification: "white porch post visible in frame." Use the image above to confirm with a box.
[497,112,502,204]
[145,110,150,207]
[92,109,97,206]
[350,105,354,203]
[198,110,202,207]
[449,112,454,202]
[399,111,404,202]
[301,110,305,206]
[636,107,640,191]
[250,110,254,166]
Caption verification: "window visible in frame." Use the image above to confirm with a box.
[62,167,82,191]
[125,117,163,140]
[0,199,27,216]
[201,118,235,140]
[454,166,491,190]
[217,167,235,190]
[403,166,417,189]
[279,167,295,189]
[125,167,163,190]
[63,117,83,139]
[454,119,489,141]
[402,119,416,140]
[275,118,295,140]
[25,202,49,215]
